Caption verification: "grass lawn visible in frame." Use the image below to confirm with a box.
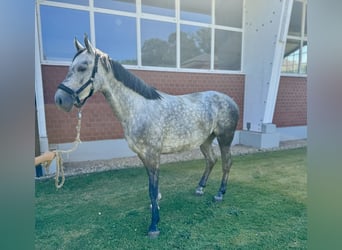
[35,148,307,249]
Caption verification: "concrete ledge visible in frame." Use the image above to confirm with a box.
[38,139,306,178]
[50,139,136,163]
[240,124,280,149]
[47,126,306,165]
[277,125,307,141]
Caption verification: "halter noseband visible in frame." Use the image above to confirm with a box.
[57,53,100,108]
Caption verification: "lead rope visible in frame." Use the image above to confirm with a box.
[45,109,82,189]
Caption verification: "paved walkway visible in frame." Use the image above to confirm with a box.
[62,139,307,177]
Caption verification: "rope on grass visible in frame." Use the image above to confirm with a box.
[44,109,82,189]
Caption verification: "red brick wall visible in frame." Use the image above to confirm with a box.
[42,65,245,143]
[273,76,307,127]
[42,65,307,143]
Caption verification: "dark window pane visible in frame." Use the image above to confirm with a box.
[142,0,175,17]
[180,0,211,23]
[40,5,90,61]
[215,0,242,28]
[214,29,241,70]
[94,0,136,12]
[288,1,302,37]
[180,25,211,69]
[95,13,137,65]
[304,5,307,36]
[141,20,176,67]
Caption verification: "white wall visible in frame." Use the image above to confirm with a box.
[53,126,306,162]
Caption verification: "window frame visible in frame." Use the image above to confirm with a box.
[36,0,245,74]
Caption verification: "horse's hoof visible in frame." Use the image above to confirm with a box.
[148,230,160,238]
[195,187,204,196]
[214,194,223,202]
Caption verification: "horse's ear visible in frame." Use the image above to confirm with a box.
[74,37,84,52]
[84,34,95,54]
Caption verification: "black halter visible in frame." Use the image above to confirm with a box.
[58,53,100,108]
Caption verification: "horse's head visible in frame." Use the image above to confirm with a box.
[55,35,104,112]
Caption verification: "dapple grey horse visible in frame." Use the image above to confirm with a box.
[54,35,239,237]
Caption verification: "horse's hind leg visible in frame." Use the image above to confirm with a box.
[196,134,217,195]
[215,133,234,201]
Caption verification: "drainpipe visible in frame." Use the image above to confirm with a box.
[35,8,49,154]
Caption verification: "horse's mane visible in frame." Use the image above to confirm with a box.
[109,59,162,100]
[72,48,161,100]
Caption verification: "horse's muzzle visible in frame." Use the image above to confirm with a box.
[54,89,74,112]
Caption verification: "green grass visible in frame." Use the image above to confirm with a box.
[35,148,307,249]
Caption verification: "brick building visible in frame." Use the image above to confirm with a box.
[35,0,307,162]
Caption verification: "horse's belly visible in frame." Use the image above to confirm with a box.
[161,130,209,154]
[160,106,215,154]
[161,141,203,154]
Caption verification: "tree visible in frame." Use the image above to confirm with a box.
[195,28,211,54]
[141,28,211,67]
[180,31,201,63]
[141,38,176,67]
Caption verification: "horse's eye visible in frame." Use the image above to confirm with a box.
[77,65,87,72]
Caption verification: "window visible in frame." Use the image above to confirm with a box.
[142,0,175,17]
[215,0,243,28]
[180,25,210,69]
[39,5,90,61]
[288,0,302,37]
[141,20,176,67]
[215,29,241,70]
[52,0,88,5]
[283,39,301,73]
[282,0,307,74]
[180,0,211,24]
[37,0,243,72]
[94,0,136,12]
[95,13,137,65]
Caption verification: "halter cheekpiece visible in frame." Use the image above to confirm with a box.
[58,52,100,108]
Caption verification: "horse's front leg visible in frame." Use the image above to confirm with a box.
[137,138,162,237]
[146,166,160,237]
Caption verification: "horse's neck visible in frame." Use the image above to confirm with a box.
[101,76,144,123]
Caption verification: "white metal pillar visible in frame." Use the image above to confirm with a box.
[241,0,293,148]
[35,6,49,154]
[263,0,293,123]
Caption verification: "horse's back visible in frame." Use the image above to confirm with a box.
[156,90,239,153]
[177,90,238,125]
[161,90,239,124]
